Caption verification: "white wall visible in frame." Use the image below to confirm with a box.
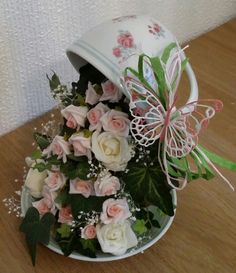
[0,0,235,135]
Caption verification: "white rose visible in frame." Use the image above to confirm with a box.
[96,221,138,255]
[24,166,47,198]
[92,131,132,172]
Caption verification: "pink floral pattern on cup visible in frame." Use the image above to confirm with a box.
[148,21,165,39]
[112,30,137,63]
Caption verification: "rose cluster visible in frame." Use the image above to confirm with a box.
[25,79,138,256]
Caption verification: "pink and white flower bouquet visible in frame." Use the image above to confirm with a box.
[19,44,235,265]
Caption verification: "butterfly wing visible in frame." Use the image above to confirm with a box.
[158,138,188,190]
[124,77,166,146]
[164,99,223,159]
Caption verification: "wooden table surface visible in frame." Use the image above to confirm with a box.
[1,19,236,273]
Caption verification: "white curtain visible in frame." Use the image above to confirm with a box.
[0,0,235,135]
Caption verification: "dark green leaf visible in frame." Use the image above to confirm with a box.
[58,233,78,256]
[122,162,174,216]
[47,155,61,165]
[33,133,50,150]
[70,195,107,217]
[47,72,61,91]
[54,190,70,207]
[19,207,55,265]
[78,239,97,258]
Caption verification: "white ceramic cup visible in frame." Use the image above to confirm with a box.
[67,14,198,103]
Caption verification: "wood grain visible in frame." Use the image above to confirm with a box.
[0,19,236,273]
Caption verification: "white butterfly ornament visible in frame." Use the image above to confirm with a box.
[123,46,234,191]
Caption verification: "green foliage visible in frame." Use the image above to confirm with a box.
[56,231,98,258]
[135,208,161,230]
[32,155,61,172]
[20,207,55,266]
[47,72,61,91]
[32,162,48,172]
[33,132,50,150]
[122,161,174,216]
[78,238,97,258]
[30,150,42,160]
[57,224,71,238]
[70,194,107,217]
[57,233,78,257]
[132,219,147,234]
[60,158,90,180]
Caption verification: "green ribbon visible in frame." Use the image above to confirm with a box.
[198,145,236,171]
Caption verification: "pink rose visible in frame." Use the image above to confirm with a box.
[32,198,52,215]
[87,102,109,131]
[100,198,132,224]
[42,135,70,163]
[58,206,73,225]
[32,187,57,215]
[85,82,101,105]
[61,105,88,129]
[94,173,120,196]
[101,109,130,137]
[69,133,92,160]
[100,80,123,103]
[45,171,66,192]
[117,32,134,48]
[81,224,96,239]
[113,47,121,58]
[69,179,93,198]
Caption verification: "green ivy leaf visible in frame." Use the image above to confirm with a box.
[30,150,42,160]
[122,162,174,216]
[57,224,71,238]
[70,195,107,217]
[58,233,78,257]
[20,207,55,266]
[33,132,50,150]
[132,219,147,234]
[60,161,80,179]
[47,155,61,165]
[32,162,48,172]
[60,160,90,180]
[47,72,61,91]
[79,239,97,258]
[74,93,86,106]
[54,190,70,207]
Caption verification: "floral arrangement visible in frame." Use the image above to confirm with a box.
[19,43,235,265]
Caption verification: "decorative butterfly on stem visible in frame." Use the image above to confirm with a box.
[123,43,234,191]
